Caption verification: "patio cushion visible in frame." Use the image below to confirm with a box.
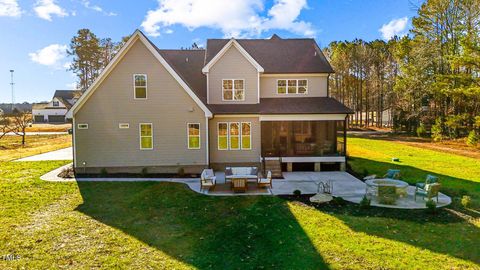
[250,167,258,176]
[225,168,232,176]
[258,178,270,184]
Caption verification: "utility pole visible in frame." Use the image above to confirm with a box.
[9,70,15,112]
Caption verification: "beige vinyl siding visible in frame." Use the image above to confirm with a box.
[208,45,258,104]
[74,39,207,168]
[209,116,261,163]
[260,75,328,98]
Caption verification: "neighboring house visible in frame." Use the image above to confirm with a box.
[33,90,82,123]
[67,30,353,174]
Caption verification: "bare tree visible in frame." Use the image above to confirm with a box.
[0,114,14,141]
[11,111,33,146]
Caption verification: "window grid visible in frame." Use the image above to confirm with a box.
[277,79,308,95]
[187,123,201,149]
[222,79,245,101]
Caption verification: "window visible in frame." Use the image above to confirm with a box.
[77,123,88,129]
[53,101,59,107]
[229,122,240,150]
[119,123,129,129]
[187,123,200,149]
[217,122,251,150]
[222,79,244,101]
[134,74,147,99]
[139,123,153,149]
[277,79,308,94]
[241,122,251,149]
[218,123,228,150]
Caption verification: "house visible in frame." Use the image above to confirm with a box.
[67,30,353,174]
[33,90,82,123]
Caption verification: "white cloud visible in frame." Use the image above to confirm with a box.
[81,0,117,16]
[379,17,408,40]
[34,0,68,21]
[29,44,68,68]
[141,0,315,38]
[0,0,22,17]
[66,82,77,89]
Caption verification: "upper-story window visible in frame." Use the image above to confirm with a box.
[134,74,147,99]
[52,101,59,107]
[222,79,244,101]
[277,79,308,94]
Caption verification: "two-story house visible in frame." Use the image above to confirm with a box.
[33,90,82,123]
[67,30,353,175]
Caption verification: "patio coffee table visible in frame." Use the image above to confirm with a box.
[232,178,247,193]
[365,178,409,198]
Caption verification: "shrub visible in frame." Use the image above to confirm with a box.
[140,167,148,177]
[332,196,346,206]
[177,167,185,177]
[461,195,471,208]
[58,166,75,178]
[426,199,437,214]
[293,189,302,196]
[100,168,108,177]
[362,168,369,177]
[416,123,427,137]
[359,195,371,209]
[431,118,444,142]
[466,130,478,146]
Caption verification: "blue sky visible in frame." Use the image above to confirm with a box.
[0,0,420,103]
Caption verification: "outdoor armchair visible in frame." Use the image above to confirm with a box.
[416,174,438,189]
[384,169,401,180]
[415,183,441,202]
[258,171,272,188]
[200,169,216,191]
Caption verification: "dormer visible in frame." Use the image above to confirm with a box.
[202,39,263,104]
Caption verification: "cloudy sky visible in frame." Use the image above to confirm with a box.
[0,0,419,103]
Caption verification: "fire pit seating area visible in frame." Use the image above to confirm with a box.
[225,167,260,193]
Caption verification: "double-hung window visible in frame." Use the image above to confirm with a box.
[139,123,153,150]
[277,79,308,94]
[222,79,244,101]
[187,123,200,149]
[134,74,147,99]
[217,122,251,150]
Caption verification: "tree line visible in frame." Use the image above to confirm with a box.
[324,0,480,145]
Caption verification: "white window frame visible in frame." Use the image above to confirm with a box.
[119,123,130,129]
[241,122,252,150]
[222,79,245,101]
[187,123,201,150]
[133,74,148,99]
[77,123,88,129]
[217,122,229,150]
[276,79,308,95]
[139,123,153,150]
[229,122,241,150]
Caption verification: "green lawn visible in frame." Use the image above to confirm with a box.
[0,137,479,269]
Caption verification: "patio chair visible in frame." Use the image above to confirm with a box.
[377,184,398,205]
[415,183,441,202]
[258,171,272,189]
[200,169,216,191]
[416,174,438,189]
[384,169,401,180]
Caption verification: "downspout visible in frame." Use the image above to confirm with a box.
[344,115,348,168]
[327,73,330,97]
[72,117,76,169]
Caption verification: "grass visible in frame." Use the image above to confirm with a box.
[0,135,71,161]
[0,137,479,268]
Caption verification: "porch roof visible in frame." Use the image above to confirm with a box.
[208,97,354,115]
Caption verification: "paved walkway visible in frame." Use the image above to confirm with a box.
[39,165,451,209]
[15,147,72,161]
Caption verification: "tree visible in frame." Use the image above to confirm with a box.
[11,111,32,146]
[68,29,102,91]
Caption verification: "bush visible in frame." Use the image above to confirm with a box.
[426,199,437,214]
[141,167,148,177]
[177,167,185,177]
[100,168,108,177]
[58,166,75,178]
[466,130,478,146]
[359,195,371,209]
[431,118,444,141]
[461,195,471,208]
[332,196,346,206]
[293,189,302,196]
[416,123,427,137]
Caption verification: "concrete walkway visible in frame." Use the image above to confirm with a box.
[39,165,451,209]
[15,147,72,161]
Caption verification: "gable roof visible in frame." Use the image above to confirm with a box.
[205,37,334,73]
[53,90,82,109]
[202,39,264,73]
[67,30,212,118]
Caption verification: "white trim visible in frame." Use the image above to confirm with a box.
[206,72,210,104]
[229,122,241,150]
[73,118,77,167]
[119,123,130,129]
[257,72,260,103]
[276,79,308,95]
[202,39,264,73]
[187,122,201,150]
[221,79,245,101]
[77,123,88,129]
[205,116,209,164]
[67,30,212,119]
[260,114,348,121]
[217,122,228,150]
[261,73,329,77]
[133,74,148,99]
[241,122,252,150]
[281,156,346,163]
[139,123,153,150]
[214,114,260,118]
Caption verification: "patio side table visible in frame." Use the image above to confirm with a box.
[232,178,247,193]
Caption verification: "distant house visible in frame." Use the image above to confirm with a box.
[33,90,82,123]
